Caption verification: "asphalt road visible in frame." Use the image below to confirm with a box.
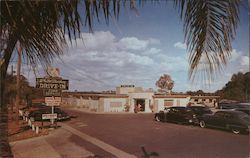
[64,109,249,158]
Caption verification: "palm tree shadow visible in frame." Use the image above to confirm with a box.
[141,146,159,158]
[8,125,30,136]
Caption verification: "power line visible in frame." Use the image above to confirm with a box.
[56,62,116,87]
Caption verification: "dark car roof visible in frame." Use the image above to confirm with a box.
[189,106,208,108]
[215,110,247,116]
[168,106,187,109]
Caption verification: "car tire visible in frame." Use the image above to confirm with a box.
[231,128,240,134]
[155,116,161,122]
[199,120,206,128]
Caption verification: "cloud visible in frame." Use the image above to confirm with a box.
[156,53,188,72]
[14,31,246,93]
[118,37,148,51]
[55,31,163,91]
[143,48,161,55]
[229,49,241,62]
[174,42,187,50]
[240,56,249,66]
[15,31,191,91]
[127,53,154,65]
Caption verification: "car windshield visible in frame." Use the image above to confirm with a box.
[236,104,250,108]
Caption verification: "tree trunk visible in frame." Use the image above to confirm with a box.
[15,42,21,123]
[0,33,18,158]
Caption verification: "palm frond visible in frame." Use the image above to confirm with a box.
[1,1,82,68]
[174,0,241,82]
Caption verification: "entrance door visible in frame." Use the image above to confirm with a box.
[135,99,145,112]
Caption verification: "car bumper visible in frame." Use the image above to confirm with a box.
[56,116,70,121]
[188,118,199,125]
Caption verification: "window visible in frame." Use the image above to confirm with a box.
[164,100,173,107]
[110,102,122,107]
[170,107,178,113]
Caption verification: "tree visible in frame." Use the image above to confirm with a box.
[215,72,250,101]
[174,0,241,81]
[4,74,32,111]
[156,74,174,94]
[1,0,241,106]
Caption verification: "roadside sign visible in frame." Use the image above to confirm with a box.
[45,97,61,106]
[47,67,60,78]
[43,89,62,97]
[36,78,69,90]
[42,113,57,120]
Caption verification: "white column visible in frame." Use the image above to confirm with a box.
[145,99,150,112]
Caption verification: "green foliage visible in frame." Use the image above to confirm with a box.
[216,72,250,101]
[4,74,32,105]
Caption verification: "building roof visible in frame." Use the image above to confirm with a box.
[191,95,220,99]
[153,94,191,98]
[62,92,128,98]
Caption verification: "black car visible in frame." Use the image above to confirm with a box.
[29,107,70,121]
[155,107,198,124]
[189,106,213,118]
[199,110,250,134]
[218,103,238,109]
[233,108,250,115]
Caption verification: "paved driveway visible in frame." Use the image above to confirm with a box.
[65,109,249,158]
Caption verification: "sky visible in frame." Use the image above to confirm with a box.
[8,0,249,93]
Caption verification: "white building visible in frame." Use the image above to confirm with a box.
[62,85,219,113]
[190,95,220,108]
[153,94,191,112]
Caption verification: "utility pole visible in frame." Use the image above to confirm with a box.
[15,41,21,122]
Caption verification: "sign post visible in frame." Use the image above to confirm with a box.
[36,68,68,127]
[52,103,54,125]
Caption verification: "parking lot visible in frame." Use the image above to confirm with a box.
[64,109,249,158]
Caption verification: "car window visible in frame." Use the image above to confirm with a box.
[171,108,178,113]
[164,108,171,113]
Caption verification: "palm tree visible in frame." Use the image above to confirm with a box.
[0,0,241,106]
[0,0,241,156]
[174,0,241,82]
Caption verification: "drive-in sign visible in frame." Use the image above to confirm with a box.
[36,78,69,90]
[43,89,62,97]
[42,113,57,120]
[45,97,62,106]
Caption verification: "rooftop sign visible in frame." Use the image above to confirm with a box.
[120,85,135,88]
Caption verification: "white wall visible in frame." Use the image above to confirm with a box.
[103,98,127,112]
[62,96,99,111]
[154,97,190,112]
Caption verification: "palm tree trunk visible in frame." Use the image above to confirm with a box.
[0,34,18,158]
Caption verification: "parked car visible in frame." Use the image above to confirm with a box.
[155,107,198,124]
[233,108,250,115]
[218,103,238,109]
[199,110,250,134]
[29,107,70,121]
[189,106,213,119]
